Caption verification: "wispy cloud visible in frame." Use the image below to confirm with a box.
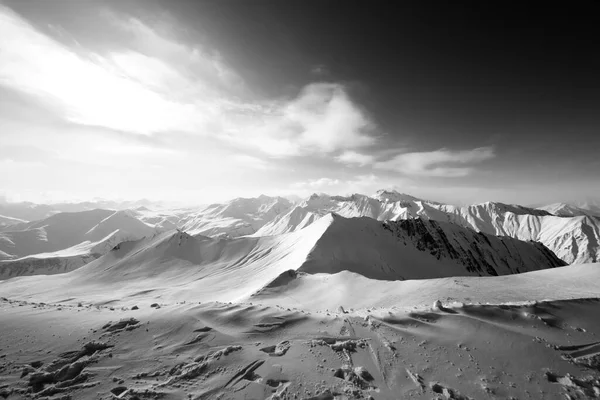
[0,6,217,135]
[113,16,245,93]
[0,5,378,159]
[333,146,495,177]
[374,147,495,177]
[291,177,342,189]
[290,174,403,196]
[226,83,377,157]
[335,150,376,166]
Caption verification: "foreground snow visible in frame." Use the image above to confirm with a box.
[1,274,600,399]
[252,262,600,311]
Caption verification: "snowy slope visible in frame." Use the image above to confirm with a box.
[178,195,293,237]
[428,202,600,264]
[0,229,152,280]
[252,261,600,311]
[130,207,183,231]
[253,191,600,264]
[0,209,157,258]
[298,215,564,279]
[573,199,600,216]
[0,214,564,304]
[1,191,597,280]
[538,202,600,218]
[0,253,98,280]
[0,214,26,229]
[0,202,57,222]
[0,198,166,222]
[2,262,600,400]
[255,192,420,236]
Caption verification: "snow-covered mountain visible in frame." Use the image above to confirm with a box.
[0,214,26,229]
[255,191,422,236]
[0,209,158,259]
[177,195,293,237]
[250,191,600,264]
[0,190,597,281]
[0,198,166,223]
[538,202,600,218]
[0,252,98,280]
[0,213,564,301]
[0,202,57,222]
[0,209,161,279]
[431,203,600,264]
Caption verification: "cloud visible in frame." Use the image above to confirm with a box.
[374,147,495,177]
[114,16,245,93]
[291,177,342,189]
[229,83,377,156]
[0,6,378,159]
[290,174,402,196]
[335,150,375,166]
[0,6,221,135]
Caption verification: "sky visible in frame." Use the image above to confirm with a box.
[0,1,599,206]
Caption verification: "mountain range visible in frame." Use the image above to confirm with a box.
[0,190,598,280]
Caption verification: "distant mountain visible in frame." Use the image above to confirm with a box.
[252,191,599,264]
[0,198,165,222]
[0,202,57,222]
[178,195,293,237]
[255,192,425,236]
[538,202,600,218]
[423,202,600,264]
[0,252,98,280]
[0,209,157,258]
[573,199,600,216]
[0,214,26,229]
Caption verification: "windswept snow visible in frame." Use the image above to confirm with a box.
[253,262,600,311]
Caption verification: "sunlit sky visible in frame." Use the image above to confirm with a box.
[1,1,599,205]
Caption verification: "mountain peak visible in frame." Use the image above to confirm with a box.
[373,189,420,203]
